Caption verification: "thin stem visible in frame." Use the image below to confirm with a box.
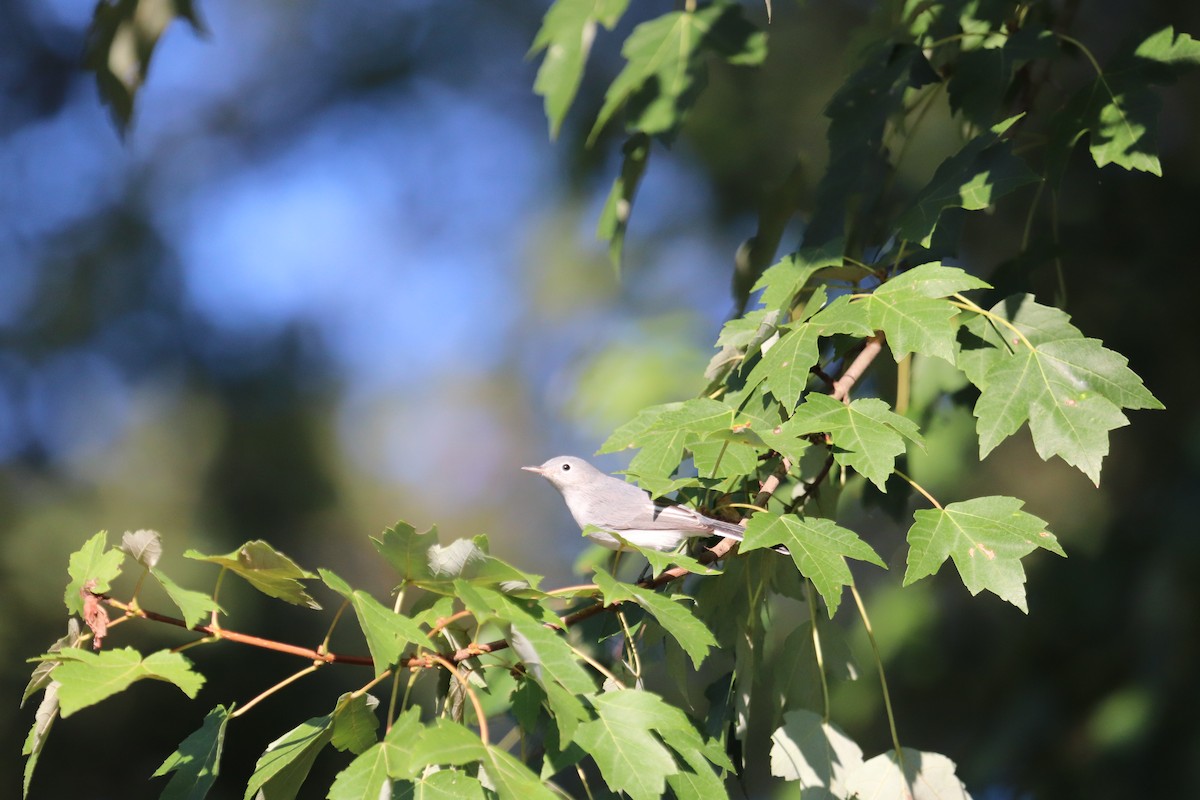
[319,599,351,656]
[429,654,489,745]
[385,664,404,732]
[723,502,769,514]
[1050,187,1067,307]
[851,584,907,777]
[568,642,625,689]
[393,583,406,614]
[895,354,911,416]
[231,664,321,718]
[97,594,375,666]
[950,295,1034,352]
[1020,176,1046,252]
[130,567,148,604]
[892,469,943,510]
[210,568,227,629]
[805,580,831,722]
[616,609,642,679]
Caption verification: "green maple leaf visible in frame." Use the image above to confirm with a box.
[593,569,717,668]
[322,570,430,677]
[769,709,864,792]
[597,133,650,268]
[961,295,1161,484]
[812,263,990,363]
[785,394,924,490]
[64,531,125,616]
[588,1,765,143]
[576,689,728,800]
[152,704,232,800]
[741,511,884,616]
[529,0,631,139]
[747,322,823,409]
[752,241,845,315]
[371,520,437,583]
[328,707,424,799]
[904,496,1064,612]
[185,540,320,609]
[896,116,1039,246]
[599,398,735,480]
[54,647,204,717]
[1087,28,1200,175]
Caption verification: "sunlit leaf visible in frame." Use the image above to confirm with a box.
[896,116,1038,247]
[904,495,1064,612]
[529,0,631,138]
[185,540,320,609]
[64,531,124,616]
[589,1,765,143]
[152,704,232,800]
[769,709,864,792]
[84,0,205,135]
[785,394,924,490]
[321,570,429,677]
[151,568,221,628]
[593,569,717,668]
[741,512,884,616]
[54,647,204,717]
[121,529,162,568]
[960,295,1161,484]
[372,520,436,583]
[846,748,972,800]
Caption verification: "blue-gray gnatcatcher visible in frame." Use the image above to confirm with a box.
[523,455,756,553]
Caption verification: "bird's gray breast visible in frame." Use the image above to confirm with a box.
[565,476,658,531]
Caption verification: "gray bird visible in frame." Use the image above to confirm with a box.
[523,455,756,553]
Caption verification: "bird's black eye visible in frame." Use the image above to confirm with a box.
[561,463,571,471]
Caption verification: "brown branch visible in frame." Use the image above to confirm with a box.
[831,333,885,402]
[98,595,375,666]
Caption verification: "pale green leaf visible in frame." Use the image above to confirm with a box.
[483,744,558,800]
[752,242,845,314]
[896,116,1038,246]
[904,496,1063,612]
[574,691,680,800]
[54,647,204,717]
[185,540,320,609]
[741,512,884,616]
[321,570,430,677]
[786,394,924,490]
[748,322,822,409]
[597,132,649,268]
[243,711,334,800]
[328,707,424,798]
[961,298,1162,475]
[372,520,436,583]
[769,709,864,792]
[529,0,631,138]
[152,704,231,800]
[121,529,162,568]
[151,568,221,629]
[331,693,380,755]
[593,569,718,668]
[846,748,972,800]
[23,619,82,708]
[21,679,59,798]
[64,531,124,616]
[589,2,765,143]
[405,770,486,800]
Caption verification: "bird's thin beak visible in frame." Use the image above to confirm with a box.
[521,465,543,474]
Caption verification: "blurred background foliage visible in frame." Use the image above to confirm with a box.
[4,0,1200,797]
